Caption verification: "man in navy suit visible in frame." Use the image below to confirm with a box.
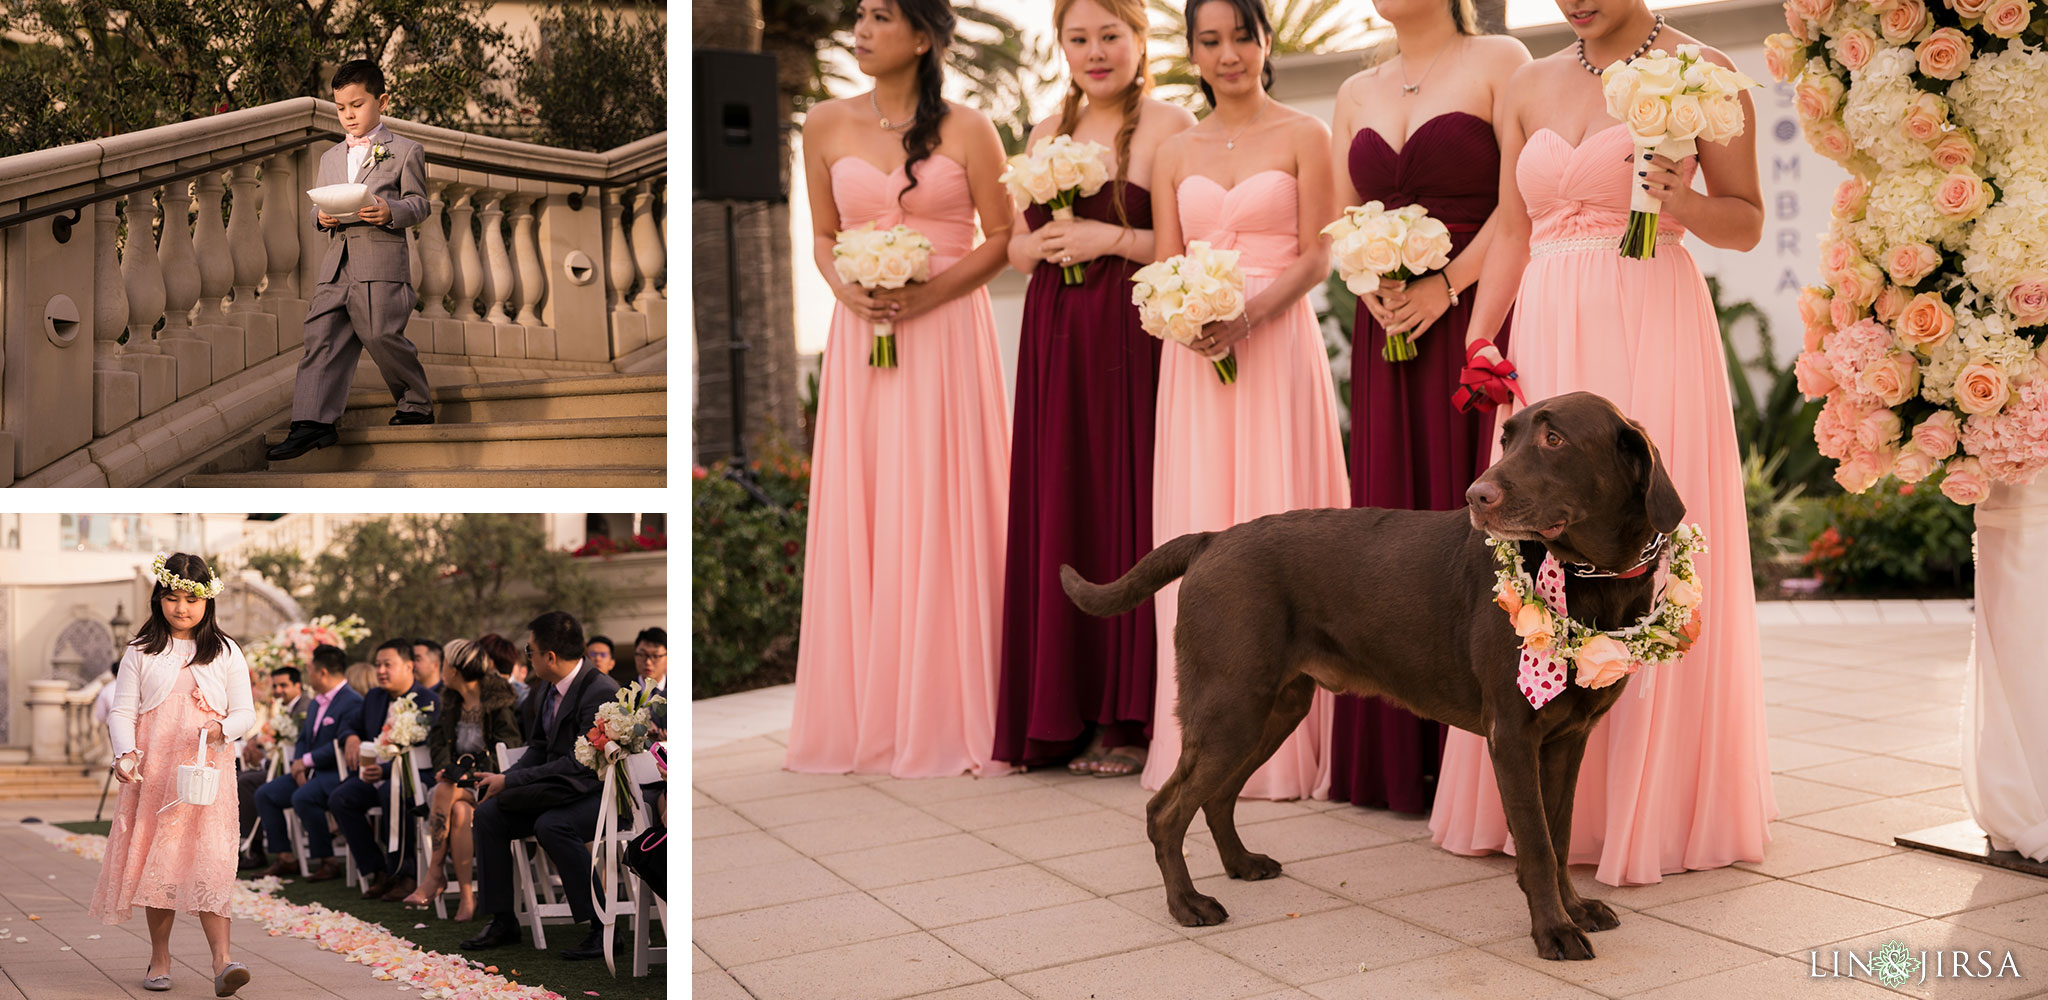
[257,646,363,878]
[330,637,440,901]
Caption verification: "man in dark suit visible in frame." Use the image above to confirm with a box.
[239,666,313,870]
[256,647,362,878]
[462,611,621,961]
[328,638,440,900]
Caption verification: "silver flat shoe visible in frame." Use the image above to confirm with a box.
[142,963,171,991]
[214,961,250,997]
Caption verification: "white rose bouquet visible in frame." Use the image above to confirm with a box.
[1001,135,1113,286]
[1601,45,1758,259]
[831,222,935,367]
[1129,240,1248,384]
[368,693,431,851]
[1321,201,1455,362]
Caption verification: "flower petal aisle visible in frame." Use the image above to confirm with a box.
[28,824,566,1000]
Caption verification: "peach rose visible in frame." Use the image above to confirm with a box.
[1794,74,1846,121]
[1884,243,1941,286]
[1808,119,1856,162]
[1912,410,1961,459]
[1857,408,1904,450]
[1955,361,2012,414]
[1835,257,1886,307]
[1833,27,1879,71]
[1985,0,2032,37]
[1834,446,1897,493]
[1893,445,1939,483]
[1932,132,1980,172]
[1859,351,1922,406]
[1881,0,1932,42]
[1626,93,1672,141]
[1494,581,1524,616]
[1940,455,1992,504]
[1666,94,1708,142]
[1900,94,1949,145]
[2005,274,2048,326]
[1765,33,1807,82]
[1799,286,1835,348]
[1204,285,1244,320]
[1832,178,1870,221]
[1896,292,1956,347]
[875,253,915,288]
[1952,0,1996,16]
[853,253,885,285]
[1664,574,1702,610]
[1796,350,1840,397]
[1832,293,1869,331]
[1677,608,1704,652]
[1700,93,1748,145]
[1934,170,1993,221]
[1917,28,1972,80]
[1513,605,1555,651]
[1821,236,1858,281]
[1181,296,1215,325]
[1874,284,1914,325]
[1572,635,1638,690]
[1358,236,1402,276]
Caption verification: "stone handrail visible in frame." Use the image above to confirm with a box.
[0,97,667,487]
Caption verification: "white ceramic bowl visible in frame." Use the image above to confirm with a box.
[307,183,370,219]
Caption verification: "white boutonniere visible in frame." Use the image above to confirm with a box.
[370,143,390,165]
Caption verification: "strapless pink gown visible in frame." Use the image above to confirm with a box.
[785,156,1012,779]
[1140,170,1348,799]
[1428,124,1776,885]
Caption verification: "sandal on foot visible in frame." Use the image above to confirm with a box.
[1093,747,1146,778]
[1066,750,1108,775]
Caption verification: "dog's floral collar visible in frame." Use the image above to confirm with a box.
[149,552,224,599]
[1490,524,1706,710]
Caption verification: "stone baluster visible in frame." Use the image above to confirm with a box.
[417,180,453,319]
[155,178,211,397]
[628,179,665,313]
[262,152,302,299]
[227,163,267,315]
[92,198,139,434]
[445,186,481,322]
[478,188,514,325]
[509,194,547,326]
[118,188,177,416]
[603,187,637,312]
[192,171,233,326]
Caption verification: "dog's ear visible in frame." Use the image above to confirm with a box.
[1620,418,1686,533]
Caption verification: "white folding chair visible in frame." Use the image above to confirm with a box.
[496,742,580,948]
[621,748,667,977]
[406,745,464,917]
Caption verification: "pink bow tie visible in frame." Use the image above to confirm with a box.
[346,133,373,148]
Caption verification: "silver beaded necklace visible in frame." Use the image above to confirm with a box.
[871,90,913,131]
[1575,13,1665,76]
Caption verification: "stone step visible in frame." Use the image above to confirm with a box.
[256,415,664,473]
[0,784,109,800]
[337,373,665,428]
[184,466,666,488]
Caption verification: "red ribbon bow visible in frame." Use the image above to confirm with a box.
[1453,340,1525,414]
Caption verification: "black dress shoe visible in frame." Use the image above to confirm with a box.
[460,915,522,951]
[559,926,614,962]
[237,851,268,871]
[266,421,338,461]
[389,409,435,426]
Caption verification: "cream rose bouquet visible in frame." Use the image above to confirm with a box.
[1130,240,1248,384]
[1002,135,1113,286]
[832,222,935,368]
[1601,46,1758,259]
[1321,201,1455,362]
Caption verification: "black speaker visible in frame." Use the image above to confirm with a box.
[694,49,785,202]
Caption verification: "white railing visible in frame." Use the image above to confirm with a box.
[0,98,667,486]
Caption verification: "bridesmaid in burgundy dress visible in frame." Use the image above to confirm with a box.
[1322,0,1528,813]
[993,0,1196,775]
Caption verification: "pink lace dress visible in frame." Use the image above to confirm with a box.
[89,646,240,922]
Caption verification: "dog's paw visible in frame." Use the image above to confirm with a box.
[1223,852,1283,881]
[1568,897,1621,932]
[1167,891,1230,927]
[1532,922,1596,961]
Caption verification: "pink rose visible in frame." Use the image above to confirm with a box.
[1834,447,1897,493]
[1796,350,1840,397]
[1833,27,1879,71]
[1956,361,2012,414]
[1821,237,1858,281]
[1815,392,1872,459]
[1884,243,1942,287]
[1857,408,1904,451]
[1786,2,1816,39]
[1874,284,1913,325]
[1896,291,1957,347]
[1985,0,2032,37]
[1880,0,1932,42]
[1952,0,1996,16]
[1800,285,1836,350]
[1893,445,1939,483]
[1765,33,1808,83]
[1832,293,1867,331]
[1900,94,1949,145]
[1932,132,1980,172]
[1572,635,1638,691]
[1911,410,1961,458]
[2005,274,2048,326]
[1833,178,1871,221]
[1792,0,1838,18]
[1939,455,1992,504]
[1859,351,1922,406]
[1494,581,1524,617]
[1795,75,1847,122]
[1834,258,1885,307]
[1808,119,1856,162]
[1934,170,1993,221]
[1513,605,1555,651]
[1917,28,1972,81]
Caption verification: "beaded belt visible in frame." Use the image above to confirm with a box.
[1528,233,1681,258]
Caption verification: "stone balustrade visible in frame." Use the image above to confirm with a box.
[0,97,667,487]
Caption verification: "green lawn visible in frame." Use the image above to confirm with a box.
[56,821,666,999]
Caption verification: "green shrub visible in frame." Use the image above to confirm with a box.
[1803,478,1974,595]
[693,453,810,699]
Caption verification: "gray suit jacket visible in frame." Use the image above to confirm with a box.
[311,126,429,284]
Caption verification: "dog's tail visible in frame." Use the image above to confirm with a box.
[1060,531,1217,618]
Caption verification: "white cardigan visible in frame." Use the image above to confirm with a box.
[108,637,257,760]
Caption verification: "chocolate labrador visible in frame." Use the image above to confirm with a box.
[1061,391,1685,961]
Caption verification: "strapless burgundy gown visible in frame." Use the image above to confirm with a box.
[1328,112,1509,813]
[993,181,1163,766]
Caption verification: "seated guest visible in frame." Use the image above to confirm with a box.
[587,634,631,688]
[478,632,527,707]
[403,641,524,918]
[240,666,310,870]
[412,638,445,695]
[462,611,621,961]
[631,628,667,700]
[330,638,440,902]
[255,647,361,878]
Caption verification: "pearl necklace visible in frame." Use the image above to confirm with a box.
[1575,13,1665,77]
[871,90,912,131]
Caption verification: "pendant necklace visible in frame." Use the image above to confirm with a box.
[1223,95,1270,151]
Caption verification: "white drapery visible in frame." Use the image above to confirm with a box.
[1962,479,2048,860]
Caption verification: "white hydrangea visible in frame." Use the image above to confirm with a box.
[1961,162,2048,308]
[1842,47,1933,172]
[1863,162,1968,255]
[1949,44,2048,165]
[1952,308,2041,383]
[1922,335,1967,404]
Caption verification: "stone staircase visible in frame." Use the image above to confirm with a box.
[0,764,109,801]
[183,371,666,487]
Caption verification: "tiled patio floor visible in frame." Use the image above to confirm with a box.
[694,615,2048,1000]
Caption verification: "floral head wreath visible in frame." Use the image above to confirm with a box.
[150,553,224,599]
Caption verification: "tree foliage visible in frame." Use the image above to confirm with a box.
[509,1,666,152]
[1146,0,1381,109]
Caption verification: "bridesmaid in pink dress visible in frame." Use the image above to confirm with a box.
[91,553,256,996]
[1429,1,1777,885]
[785,0,1016,778]
[1140,0,1349,800]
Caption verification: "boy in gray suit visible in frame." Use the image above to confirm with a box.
[270,59,435,461]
